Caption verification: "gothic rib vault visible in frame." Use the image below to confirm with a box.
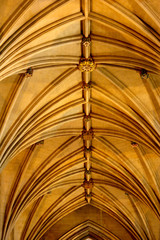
[0,0,160,239]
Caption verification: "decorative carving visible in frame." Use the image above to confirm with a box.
[81,81,92,89]
[82,129,94,140]
[131,141,138,147]
[85,169,91,175]
[82,37,91,47]
[25,67,33,77]
[82,179,94,189]
[78,57,96,72]
[84,115,91,122]
[82,182,93,190]
[140,69,149,79]
[85,193,92,203]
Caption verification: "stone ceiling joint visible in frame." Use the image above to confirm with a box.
[82,36,91,47]
[78,57,96,72]
[140,69,149,80]
[25,67,33,77]
[82,129,94,140]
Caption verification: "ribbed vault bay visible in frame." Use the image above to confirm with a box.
[43,205,133,239]
[0,0,160,240]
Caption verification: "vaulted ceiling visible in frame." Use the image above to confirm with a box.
[0,0,160,240]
